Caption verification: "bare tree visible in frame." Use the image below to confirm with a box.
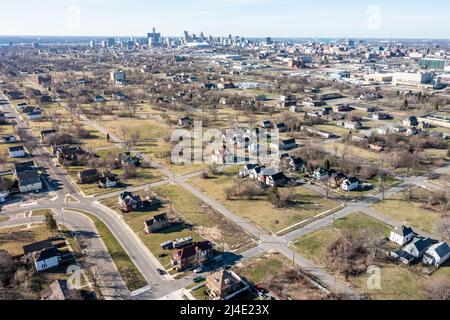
[423,275,450,300]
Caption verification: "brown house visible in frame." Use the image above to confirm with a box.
[144,213,170,233]
[206,270,246,300]
[171,241,213,271]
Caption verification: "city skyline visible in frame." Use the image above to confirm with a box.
[0,0,449,39]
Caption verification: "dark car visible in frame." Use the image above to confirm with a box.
[193,276,205,283]
[157,268,166,275]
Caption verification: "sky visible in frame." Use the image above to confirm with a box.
[0,0,449,39]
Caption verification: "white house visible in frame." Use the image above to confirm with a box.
[211,145,233,164]
[9,145,26,158]
[34,247,60,272]
[260,120,272,129]
[27,110,43,120]
[422,242,450,267]
[239,163,258,178]
[389,226,415,246]
[403,237,436,258]
[341,177,359,191]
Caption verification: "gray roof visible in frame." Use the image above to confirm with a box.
[428,242,450,258]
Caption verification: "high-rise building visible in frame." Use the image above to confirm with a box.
[148,28,161,47]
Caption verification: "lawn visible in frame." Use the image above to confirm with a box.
[322,141,383,162]
[315,124,350,137]
[100,193,204,268]
[75,210,147,292]
[191,285,209,300]
[234,251,328,300]
[372,188,442,234]
[0,224,54,256]
[154,184,254,251]
[32,209,52,217]
[189,167,340,234]
[293,213,390,262]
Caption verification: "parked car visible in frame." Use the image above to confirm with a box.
[193,276,204,283]
[193,266,204,274]
[157,268,166,275]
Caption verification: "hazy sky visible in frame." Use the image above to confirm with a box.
[0,0,449,38]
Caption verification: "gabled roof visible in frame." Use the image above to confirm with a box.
[23,239,53,255]
[427,242,450,258]
[392,226,414,237]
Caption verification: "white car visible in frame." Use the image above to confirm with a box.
[193,267,204,274]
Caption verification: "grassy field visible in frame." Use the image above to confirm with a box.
[191,285,209,300]
[0,224,54,256]
[0,216,10,223]
[32,209,52,217]
[234,251,328,300]
[372,188,442,234]
[293,213,390,261]
[291,212,450,299]
[189,167,340,234]
[154,184,254,251]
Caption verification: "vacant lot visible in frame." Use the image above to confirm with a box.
[291,212,450,299]
[234,251,329,300]
[154,184,254,251]
[372,187,443,234]
[189,167,340,234]
[0,224,54,256]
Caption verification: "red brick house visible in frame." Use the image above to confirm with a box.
[171,241,213,271]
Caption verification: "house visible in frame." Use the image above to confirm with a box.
[332,104,353,112]
[41,279,80,300]
[0,112,6,123]
[341,177,359,191]
[342,121,363,131]
[171,241,214,271]
[249,165,265,180]
[275,123,288,132]
[40,95,53,103]
[55,145,86,165]
[33,247,60,272]
[328,172,347,188]
[266,172,287,187]
[94,95,106,103]
[403,237,437,258]
[178,116,193,127]
[389,226,415,246]
[9,145,26,158]
[239,163,258,178]
[402,116,419,127]
[144,213,170,234]
[313,167,329,181]
[2,135,17,143]
[211,145,233,164]
[260,120,272,129]
[119,191,144,212]
[406,127,420,136]
[0,190,10,203]
[370,112,391,120]
[77,168,100,184]
[117,152,141,167]
[14,161,42,193]
[422,242,450,267]
[272,138,297,151]
[27,109,43,120]
[112,92,126,100]
[390,249,416,265]
[23,240,60,272]
[40,129,57,141]
[206,270,249,300]
[282,156,306,172]
[98,175,118,188]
